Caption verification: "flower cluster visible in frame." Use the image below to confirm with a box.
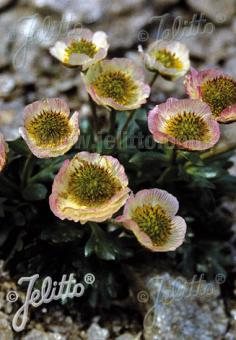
[3,28,233,254]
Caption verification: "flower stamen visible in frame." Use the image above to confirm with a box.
[201,77,236,118]
[93,71,138,105]
[153,49,183,70]
[64,39,98,62]
[27,110,72,147]
[165,111,210,142]
[132,204,172,246]
[68,161,122,206]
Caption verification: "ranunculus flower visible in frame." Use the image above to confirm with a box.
[0,133,7,172]
[82,58,150,111]
[19,98,79,158]
[148,98,220,151]
[49,152,130,224]
[139,40,190,80]
[185,68,236,123]
[116,189,186,252]
[50,28,109,70]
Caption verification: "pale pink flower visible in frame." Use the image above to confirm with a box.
[116,189,186,252]
[50,28,109,70]
[19,98,79,158]
[49,152,130,224]
[139,40,190,80]
[82,58,150,111]
[185,68,236,123]
[0,133,7,172]
[148,98,220,151]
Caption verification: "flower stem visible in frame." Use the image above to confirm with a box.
[201,143,236,160]
[110,108,116,135]
[157,147,177,184]
[115,110,136,148]
[21,154,34,187]
[149,72,159,87]
[89,95,98,132]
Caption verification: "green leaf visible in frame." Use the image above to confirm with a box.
[8,139,31,156]
[129,151,168,165]
[22,183,48,201]
[186,165,223,179]
[180,151,203,165]
[85,223,133,260]
[41,221,85,243]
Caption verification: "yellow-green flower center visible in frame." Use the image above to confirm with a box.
[64,39,98,62]
[27,111,72,147]
[68,161,122,207]
[201,77,236,117]
[165,111,210,142]
[132,204,172,246]
[93,71,138,105]
[153,49,183,70]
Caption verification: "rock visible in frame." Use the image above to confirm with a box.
[153,0,179,8]
[0,100,24,141]
[186,0,235,24]
[206,28,236,64]
[0,74,15,98]
[106,0,145,16]
[224,57,236,78]
[22,329,66,340]
[87,323,109,340]
[0,0,14,10]
[0,311,13,340]
[99,7,153,50]
[23,0,106,23]
[116,333,141,340]
[142,272,228,340]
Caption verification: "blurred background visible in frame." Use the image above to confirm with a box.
[0,0,236,339]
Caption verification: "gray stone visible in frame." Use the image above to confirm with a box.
[100,7,153,50]
[22,329,66,340]
[186,0,235,24]
[0,100,24,141]
[0,311,13,340]
[87,323,109,340]
[143,273,228,340]
[0,74,15,98]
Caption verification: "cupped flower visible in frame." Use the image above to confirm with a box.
[116,189,186,252]
[148,98,220,151]
[19,98,79,158]
[139,40,190,80]
[185,68,236,123]
[82,58,150,111]
[50,28,109,70]
[0,133,7,172]
[49,152,130,224]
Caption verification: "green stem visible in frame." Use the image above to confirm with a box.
[201,143,236,160]
[157,147,177,184]
[149,72,159,87]
[115,110,136,148]
[110,108,116,135]
[89,95,98,132]
[21,154,34,187]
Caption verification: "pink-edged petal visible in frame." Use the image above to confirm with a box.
[20,99,79,158]
[185,67,227,99]
[217,104,236,123]
[116,188,187,252]
[0,133,7,172]
[148,98,220,151]
[152,216,187,252]
[49,152,130,224]
[83,58,150,111]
